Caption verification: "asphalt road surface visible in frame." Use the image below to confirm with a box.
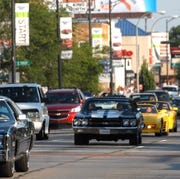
[8,121,180,179]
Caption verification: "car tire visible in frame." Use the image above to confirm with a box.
[129,133,139,145]
[173,121,177,132]
[74,134,89,145]
[138,132,142,144]
[15,152,29,172]
[155,125,163,136]
[36,122,48,140]
[0,161,14,177]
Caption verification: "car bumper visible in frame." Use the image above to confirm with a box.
[50,113,76,124]
[73,126,138,135]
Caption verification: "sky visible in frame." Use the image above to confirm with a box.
[146,0,180,32]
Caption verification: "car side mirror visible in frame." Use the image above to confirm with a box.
[17,114,27,120]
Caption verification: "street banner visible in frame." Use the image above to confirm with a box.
[60,17,73,59]
[92,28,102,57]
[15,3,29,46]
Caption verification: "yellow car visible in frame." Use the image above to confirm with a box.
[137,101,178,133]
[156,101,178,132]
[138,104,169,136]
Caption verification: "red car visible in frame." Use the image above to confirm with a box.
[46,88,86,127]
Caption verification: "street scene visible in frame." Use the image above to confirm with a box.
[0,0,180,178]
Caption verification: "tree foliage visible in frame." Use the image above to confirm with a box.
[139,60,156,91]
[169,25,180,47]
[62,43,103,94]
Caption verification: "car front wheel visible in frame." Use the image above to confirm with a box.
[74,134,89,145]
[15,151,29,172]
[0,161,14,177]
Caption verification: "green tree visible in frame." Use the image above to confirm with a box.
[139,60,156,91]
[62,42,103,94]
[169,25,180,47]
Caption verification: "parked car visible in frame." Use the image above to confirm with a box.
[73,96,144,145]
[137,103,169,136]
[0,83,49,140]
[46,88,86,126]
[130,92,158,102]
[0,96,34,177]
[145,89,171,101]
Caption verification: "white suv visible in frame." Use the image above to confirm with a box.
[0,83,49,140]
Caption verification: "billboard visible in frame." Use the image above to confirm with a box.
[61,0,156,16]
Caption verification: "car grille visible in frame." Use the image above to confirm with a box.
[48,110,70,119]
[88,118,123,127]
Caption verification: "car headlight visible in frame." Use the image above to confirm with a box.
[129,119,137,127]
[26,111,40,121]
[123,119,137,127]
[71,106,81,113]
[123,119,129,127]
[73,119,81,126]
[73,118,88,126]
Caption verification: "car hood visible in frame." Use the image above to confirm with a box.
[79,110,137,118]
[47,103,80,110]
[16,102,42,110]
[142,113,158,120]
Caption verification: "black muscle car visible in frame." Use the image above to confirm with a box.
[0,96,34,177]
[73,97,144,145]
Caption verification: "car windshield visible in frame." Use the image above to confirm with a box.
[84,100,134,112]
[131,95,156,101]
[138,105,157,114]
[0,101,14,122]
[0,87,39,103]
[47,93,80,104]
[163,87,178,92]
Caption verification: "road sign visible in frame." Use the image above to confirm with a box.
[16,60,30,66]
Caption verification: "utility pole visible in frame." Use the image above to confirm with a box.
[11,0,16,83]
[56,0,62,88]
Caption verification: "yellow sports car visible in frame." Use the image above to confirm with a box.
[137,104,169,136]
[137,101,178,133]
[156,101,178,132]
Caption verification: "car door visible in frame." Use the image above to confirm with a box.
[6,99,32,155]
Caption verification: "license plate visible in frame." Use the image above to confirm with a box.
[99,129,110,134]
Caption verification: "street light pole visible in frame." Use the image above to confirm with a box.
[88,0,92,46]
[11,0,16,83]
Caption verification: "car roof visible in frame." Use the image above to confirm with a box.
[86,96,134,102]
[145,89,168,93]
[0,83,41,88]
[47,88,81,93]
[131,92,157,96]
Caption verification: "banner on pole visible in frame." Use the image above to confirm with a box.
[15,3,29,46]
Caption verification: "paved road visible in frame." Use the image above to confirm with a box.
[9,122,180,179]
